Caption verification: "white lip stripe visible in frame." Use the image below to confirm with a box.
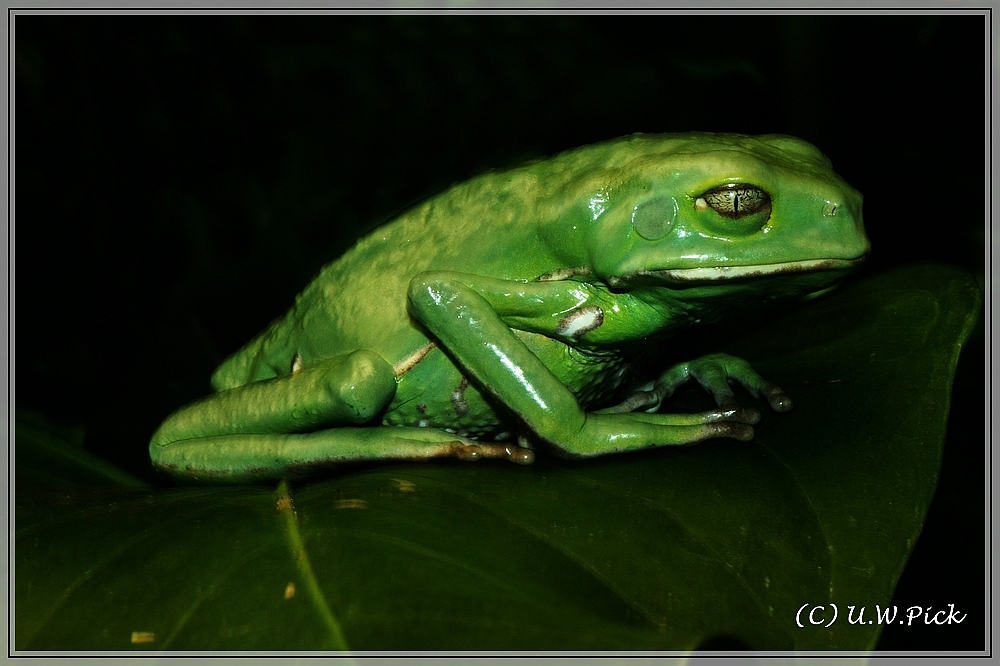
[658,259,848,281]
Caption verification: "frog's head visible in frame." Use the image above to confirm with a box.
[571,133,869,296]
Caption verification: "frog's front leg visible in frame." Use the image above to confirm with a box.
[597,353,793,416]
[149,350,531,483]
[408,272,759,459]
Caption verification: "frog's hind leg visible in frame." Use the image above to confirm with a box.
[152,426,534,484]
[150,349,533,483]
[150,350,392,481]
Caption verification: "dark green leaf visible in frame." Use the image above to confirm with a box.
[14,263,980,651]
[16,410,149,488]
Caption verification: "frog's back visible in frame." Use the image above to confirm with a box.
[211,155,555,389]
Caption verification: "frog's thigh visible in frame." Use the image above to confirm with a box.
[151,350,397,449]
[152,427,533,484]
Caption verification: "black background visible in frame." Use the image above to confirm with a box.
[15,13,985,651]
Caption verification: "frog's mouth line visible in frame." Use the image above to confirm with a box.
[612,257,865,286]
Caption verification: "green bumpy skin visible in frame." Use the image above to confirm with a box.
[150,132,869,483]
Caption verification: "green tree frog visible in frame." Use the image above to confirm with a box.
[151,132,869,483]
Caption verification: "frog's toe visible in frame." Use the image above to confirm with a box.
[759,382,793,412]
[453,442,535,464]
[701,405,761,425]
[687,353,793,414]
[702,421,755,443]
[505,446,535,465]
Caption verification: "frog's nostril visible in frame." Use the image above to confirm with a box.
[821,202,839,217]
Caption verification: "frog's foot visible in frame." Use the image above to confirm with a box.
[682,352,792,413]
[446,440,536,465]
[280,426,535,470]
[598,352,791,416]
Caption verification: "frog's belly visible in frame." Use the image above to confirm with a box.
[380,331,633,439]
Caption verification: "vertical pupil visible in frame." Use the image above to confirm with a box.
[702,184,770,219]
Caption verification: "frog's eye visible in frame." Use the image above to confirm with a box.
[695,184,772,220]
